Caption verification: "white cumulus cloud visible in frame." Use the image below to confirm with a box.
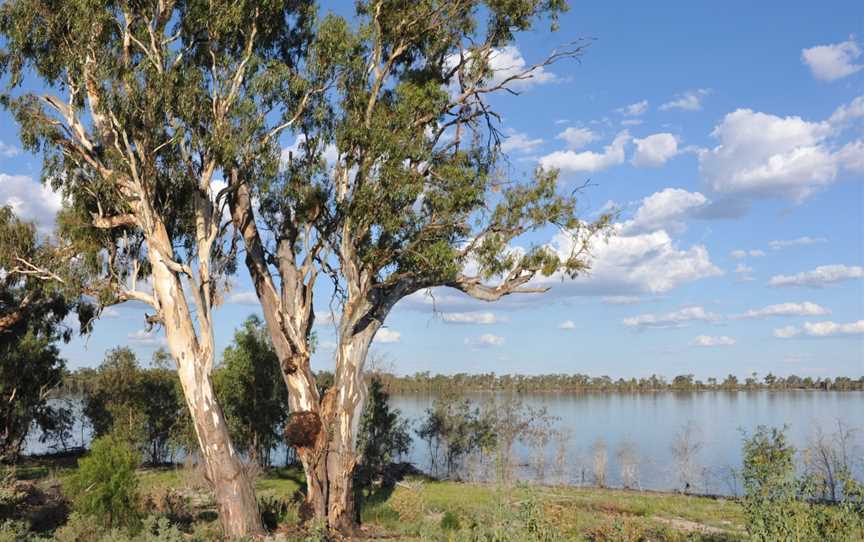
[374,328,401,344]
[730,249,765,259]
[699,97,864,201]
[226,291,259,305]
[539,227,722,296]
[556,127,598,149]
[623,306,721,329]
[617,100,648,116]
[621,188,707,235]
[768,265,863,288]
[735,263,753,274]
[802,38,864,81]
[128,329,167,347]
[602,296,643,305]
[734,302,831,319]
[631,133,679,167]
[0,142,20,158]
[775,320,864,338]
[501,130,544,154]
[0,174,63,233]
[539,131,629,173]
[769,237,828,250]
[487,46,557,89]
[558,320,576,330]
[442,312,502,325]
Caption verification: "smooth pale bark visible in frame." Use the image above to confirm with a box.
[148,225,262,538]
[325,311,380,530]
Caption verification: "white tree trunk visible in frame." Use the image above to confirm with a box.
[148,229,262,538]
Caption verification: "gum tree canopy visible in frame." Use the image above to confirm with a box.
[0,0,317,536]
[223,0,613,530]
[0,207,83,463]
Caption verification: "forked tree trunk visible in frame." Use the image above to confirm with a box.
[274,339,371,532]
[148,232,262,538]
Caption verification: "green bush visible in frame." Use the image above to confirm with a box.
[55,514,184,542]
[741,426,864,541]
[419,494,566,542]
[66,435,141,529]
[440,510,461,531]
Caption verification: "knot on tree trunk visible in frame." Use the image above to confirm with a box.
[281,354,303,374]
[284,410,321,448]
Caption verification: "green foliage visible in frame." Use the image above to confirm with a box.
[0,471,27,517]
[417,389,497,479]
[0,210,78,464]
[371,371,864,392]
[213,315,289,466]
[66,435,141,529]
[356,377,411,489]
[0,329,71,463]
[55,514,184,542]
[0,206,89,341]
[420,494,566,542]
[440,510,461,531]
[741,426,864,541]
[83,349,182,464]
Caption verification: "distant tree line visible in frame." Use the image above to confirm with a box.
[60,367,864,409]
[368,371,864,393]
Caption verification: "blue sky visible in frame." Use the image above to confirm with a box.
[1,0,862,379]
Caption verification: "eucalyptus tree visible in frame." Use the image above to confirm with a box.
[0,207,88,337]
[226,0,612,529]
[0,0,316,535]
[0,208,83,463]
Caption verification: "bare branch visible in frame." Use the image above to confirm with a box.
[447,273,547,301]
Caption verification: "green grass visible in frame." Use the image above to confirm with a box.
[359,479,747,540]
[4,461,749,541]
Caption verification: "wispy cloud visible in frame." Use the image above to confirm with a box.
[660,89,711,111]
[769,265,863,288]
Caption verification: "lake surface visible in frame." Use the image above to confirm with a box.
[26,391,864,496]
[390,390,864,495]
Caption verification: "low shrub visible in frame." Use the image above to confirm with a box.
[742,426,864,541]
[440,510,461,531]
[258,495,298,531]
[390,481,426,523]
[142,490,192,529]
[65,435,141,529]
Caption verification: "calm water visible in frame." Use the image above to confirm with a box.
[26,391,864,496]
[391,390,864,495]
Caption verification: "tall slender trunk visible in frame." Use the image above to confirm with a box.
[175,359,261,537]
[148,232,262,538]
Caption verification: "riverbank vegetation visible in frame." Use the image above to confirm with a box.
[2,422,863,541]
[0,0,862,537]
[367,371,864,393]
[3,315,864,539]
[62,367,864,399]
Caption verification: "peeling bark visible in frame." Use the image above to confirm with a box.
[176,359,262,538]
[324,321,377,530]
[148,225,262,538]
